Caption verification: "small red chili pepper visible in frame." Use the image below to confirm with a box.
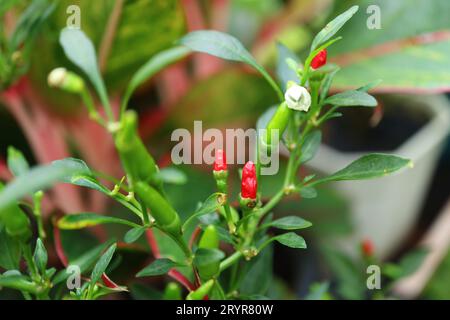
[311,49,327,69]
[214,149,227,172]
[361,238,374,257]
[241,161,257,199]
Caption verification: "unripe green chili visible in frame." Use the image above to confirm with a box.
[163,282,182,300]
[264,101,291,148]
[115,110,162,192]
[197,225,220,280]
[186,279,215,300]
[134,181,181,236]
[0,183,31,241]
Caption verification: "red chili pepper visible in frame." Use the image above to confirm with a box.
[241,161,257,199]
[214,149,227,172]
[311,49,327,69]
[362,238,374,257]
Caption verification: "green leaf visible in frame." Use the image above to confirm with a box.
[0,225,22,269]
[59,28,110,110]
[320,68,340,102]
[33,238,47,274]
[194,248,225,268]
[123,226,146,244]
[310,5,359,52]
[357,79,382,92]
[0,274,37,294]
[90,243,116,285]
[276,42,300,90]
[158,167,188,185]
[240,245,273,295]
[7,146,29,177]
[274,232,307,249]
[180,30,282,100]
[53,240,115,285]
[0,158,92,211]
[10,0,55,50]
[182,193,226,231]
[312,154,411,185]
[122,46,190,111]
[300,186,318,199]
[325,90,377,107]
[300,131,321,164]
[265,216,312,231]
[69,175,109,194]
[136,258,181,277]
[57,213,139,230]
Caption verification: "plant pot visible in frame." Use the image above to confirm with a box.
[307,94,450,258]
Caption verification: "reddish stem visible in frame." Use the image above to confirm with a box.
[53,224,69,267]
[189,226,201,249]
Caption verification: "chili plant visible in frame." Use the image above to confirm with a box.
[0,5,412,300]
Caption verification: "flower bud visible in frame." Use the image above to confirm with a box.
[241,161,257,200]
[311,49,327,69]
[284,83,311,112]
[48,68,84,93]
[361,238,374,257]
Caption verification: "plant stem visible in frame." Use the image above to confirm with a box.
[219,251,243,272]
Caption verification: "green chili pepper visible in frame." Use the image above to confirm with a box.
[264,101,291,148]
[134,181,181,236]
[186,279,215,300]
[163,282,182,300]
[0,183,31,241]
[197,225,220,280]
[115,111,162,192]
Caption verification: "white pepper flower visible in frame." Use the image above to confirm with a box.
[284,84,311,112]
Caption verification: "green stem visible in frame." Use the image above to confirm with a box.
[22,243,38,280]
[256,66,283,101]
[80,88,106,127]
[219,251,243,272]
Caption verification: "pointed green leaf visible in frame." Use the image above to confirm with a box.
[90,243,116,284]
[310,5,359,51]
[264,216,312,230]
[180,30,282,99]
[300,131,322,164]
[0,158,92,211]
[320,68,340,102]
[182,193,226,231]
[194,248,225,268]
[325,90,377,107]
[59,28,110,109]
[0,225,22,269]
[33,238,47,274]
[300,186,318,199]
[53,240,115,285]
[7,146,29,177]
[123,226,146,244]
[274,232,307,249]
[57,213,139,230]
[313,154,411,185]
[136,258,181,277]
[122,46,190,111]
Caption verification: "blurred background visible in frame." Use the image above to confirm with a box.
[1,0,450,299]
